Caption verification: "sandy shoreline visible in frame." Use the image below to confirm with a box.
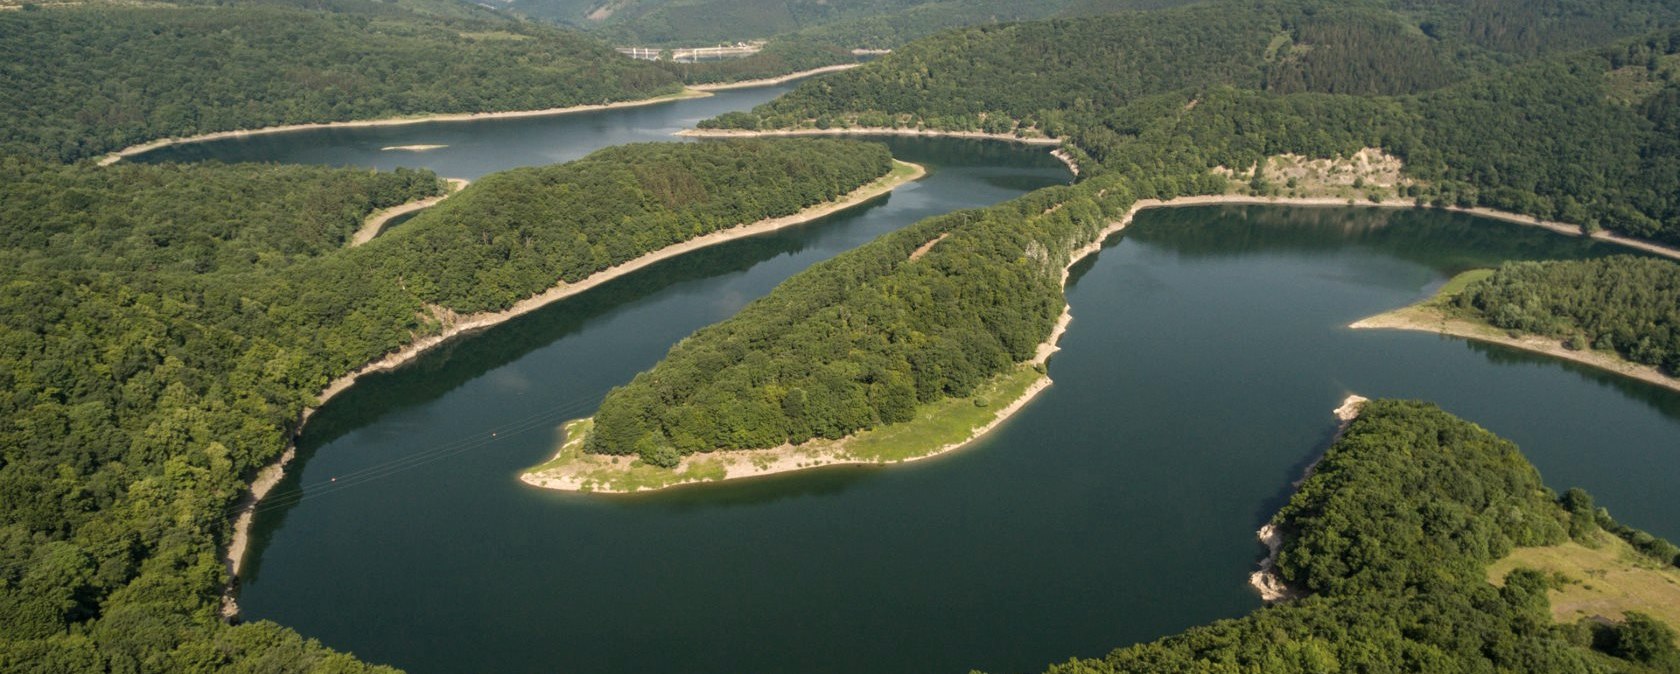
[1249,394,1368,602]
[1134,194,1678,392]
[1350,306,1680,394]
[1137,194,1680,261]
[1051,148,1081,176]
[521,188,1125,494]
[350,177,469,247]
[99,64,880,165]
[677,126,1062,146]
[521,364,1060,493]
[522,365,1058,493]
[688,63,863,91]
[217,159,923,613]
[523,190,1680,494]
[97,89,713,166]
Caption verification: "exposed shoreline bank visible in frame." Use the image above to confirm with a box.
[520,318,1066,494]
[521,190,1680,495]
[520,185,1139,494]
[217,159,925,615]
[101,64,878,166]
[1136,194,1680,261]
[1250,394,1368,602]
[677,126,1062,146]
[350,177,469,247]
[687,63,863,91]
[1350,305,1680,395]
[97,89,713,166]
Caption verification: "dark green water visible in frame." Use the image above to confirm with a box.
[126,85,796,179]
[238,201,1680,674]
[237,136,1075,673]
[160,83,1680,674]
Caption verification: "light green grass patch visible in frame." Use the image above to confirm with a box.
[843,365,1044,462]
[885,159,919,181]
[1488,533,1680,636]
[1605,53,1680,106]
[528,418,592,473]
[527,419,737,492]
[1429,268,1495,304]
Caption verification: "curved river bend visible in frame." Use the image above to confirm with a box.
[139,88,1680,674]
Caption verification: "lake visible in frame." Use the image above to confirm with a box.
[147,88,1680,674]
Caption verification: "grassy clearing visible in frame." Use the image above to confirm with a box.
[885,158,920,182]
[1605,53,1680,106]
[1354,268,1493,328]
[527,418,592,473]
[844,364,1044,462]
[1432,268,1495,300]
[574,455,727,493]
[527,418,731,492]
[1488,533,1680,634]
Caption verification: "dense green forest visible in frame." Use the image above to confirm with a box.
[705,1,1680,242]
[0,139,892,667]
[1456,256,1680,374]
[1043,400,1680,673]
[9,0,1680,670]
[0,159,443,274]
[584,163,1226,464]
[0,0,682,162]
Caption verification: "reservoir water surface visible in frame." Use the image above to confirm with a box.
[139,88,1680,674]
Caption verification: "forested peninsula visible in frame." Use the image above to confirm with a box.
[1045,399,1680,673]
[10,0,1680,669]
[0,139,898,667]
[575,1,1680,472]
[1354,257,1680,393]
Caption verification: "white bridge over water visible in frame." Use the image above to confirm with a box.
[616,42,763,62]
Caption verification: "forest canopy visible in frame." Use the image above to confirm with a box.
[584,164,1227,465]
[1455,256,1680,375]
[0,139,893,667]
[0,0,681,162]
[1046,400,1680,673]
[703,1,1680,242]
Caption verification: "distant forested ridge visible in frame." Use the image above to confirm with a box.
[650,40,860,85]
[509,0,1197,53]
[706,1,1680,243]
[0,139,891,666]
[1044,400,1680,673]
[1455,256,1680,375]
[514,0,1082,45]
[0,0,681,162]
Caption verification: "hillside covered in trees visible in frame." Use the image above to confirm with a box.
[509,0,1085,45]
[583,160,1226,464]
[0,0,683,162]
[0,139,893,667]
[9,0,1680,670]
[1455,256,1680,375]
[1045,400,1680,673]
[705,0,1680,243]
